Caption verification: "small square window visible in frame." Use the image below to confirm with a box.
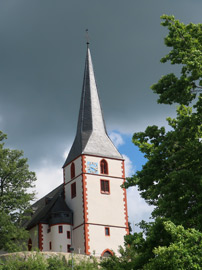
[105,227,110,236]
[67,231,71,239]
[100,180,110,194]
[71,182,76,198]
[58,225,63,234]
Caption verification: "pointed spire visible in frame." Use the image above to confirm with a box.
[63,46,122,167]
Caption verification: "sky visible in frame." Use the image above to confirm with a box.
[1,0,202,232]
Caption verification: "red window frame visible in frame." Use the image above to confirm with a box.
[71,182,76,198]
[67,231,71,239]
[67,244,71,253]
[100,179,110,194]
[58,225,63,234]
[105,227,110,236]
[71,162,75,179]
[100,159,108,174]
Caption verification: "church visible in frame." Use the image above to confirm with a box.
[25,44,129,257]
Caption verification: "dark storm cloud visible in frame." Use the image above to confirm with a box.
[1,0,202,169]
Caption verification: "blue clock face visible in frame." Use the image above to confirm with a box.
[87,162,98,174]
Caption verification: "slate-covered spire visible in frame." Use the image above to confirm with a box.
[63,46,122,167]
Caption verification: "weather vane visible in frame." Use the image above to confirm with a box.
[85,29,90,46]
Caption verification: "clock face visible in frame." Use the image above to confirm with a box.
[87,162,98,174]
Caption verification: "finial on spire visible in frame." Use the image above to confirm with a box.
[85,29,90,46]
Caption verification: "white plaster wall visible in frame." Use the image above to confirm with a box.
[86,175,126,226]
[84,155,127,256]
[85,156,123,178]
[41,224,51,251]
[72,225,85,255]
[41,224,72,252]
[50,224,72,252]
[88,225,126,256]
[29,226,38,250]
[107,158,123,178]
[64,156,82,184]
[63,154,127,256]
[65,175,84,227]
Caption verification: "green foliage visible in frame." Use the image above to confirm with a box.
[47,255,69,270]
[101,221,202,270]
[100,246,132,270]
[0,131,36,251]
[125,16,202,231]
[144,221,202,270]
[0,254,101,270]
[126,98,202,230]
[117,15,202,270]
[0,253,47,270]
[151,15,202,105]
[74,256,100,270]
[0,211,29,252]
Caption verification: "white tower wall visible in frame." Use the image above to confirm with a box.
[64,154,128,256]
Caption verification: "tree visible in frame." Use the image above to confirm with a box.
[126,99,202,230]
[0,131,36,251]
[125,15,202,231]
[101,219,202,270]
[103,15,202,269]
[151,15,202,105]
[144,221,202,270]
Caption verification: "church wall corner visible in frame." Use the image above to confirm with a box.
[122,160,129,234]
[38,224,43,251]
[82,155,90,255]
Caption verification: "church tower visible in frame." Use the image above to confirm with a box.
[63,44,129,256]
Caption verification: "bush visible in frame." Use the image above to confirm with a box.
[47,255,70,270]
[0,253,101,270]
[74,256,99,270]
[0,253,47,270]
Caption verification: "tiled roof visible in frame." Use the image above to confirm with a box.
[63,47,122,167]
[25,185,73,229]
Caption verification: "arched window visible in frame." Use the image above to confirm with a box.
[71,163,75,179]
[100,159,108,174]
